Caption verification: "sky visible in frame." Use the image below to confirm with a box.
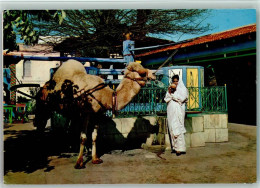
[162,9,257,42]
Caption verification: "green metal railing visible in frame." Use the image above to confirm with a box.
[109,85,228,118]
[187,86,228,112]
[115,87,167,117]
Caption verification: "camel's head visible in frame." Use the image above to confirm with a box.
[125,62,156,86]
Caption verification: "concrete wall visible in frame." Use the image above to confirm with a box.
[50,113,228,151]
[165,113,228,150]
[203,114,229,142]
[100,113,228,150]
[99,116,159,151]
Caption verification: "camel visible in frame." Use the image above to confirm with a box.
[34,59,156,169]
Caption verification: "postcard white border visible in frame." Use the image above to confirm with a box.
[0,1,259,188]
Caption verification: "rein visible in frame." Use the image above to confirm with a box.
[112,91,117,116]
[124,75,148,83]
[73,83,108,110]
[111,74,149,116]
[73,82,118,116]
[73,83,107,98]
[47,66,151,116]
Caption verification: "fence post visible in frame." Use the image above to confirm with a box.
[224,84,228,112]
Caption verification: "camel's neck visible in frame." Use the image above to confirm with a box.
[115,78,141,110]
[91,78,141,112]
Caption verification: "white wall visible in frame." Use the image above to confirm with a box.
[15,52,60,99]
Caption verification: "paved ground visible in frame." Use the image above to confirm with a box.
[2,121,257,184]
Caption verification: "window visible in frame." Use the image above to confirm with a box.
[23,60,32,78]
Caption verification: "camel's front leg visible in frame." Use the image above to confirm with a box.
[74,115,90,169]
[74,132,87,169]
[92,125,103,164]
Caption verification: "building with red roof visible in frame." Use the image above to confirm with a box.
[136,24,256,125]
[136,24,256,66]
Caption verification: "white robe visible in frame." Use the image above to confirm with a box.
[164,79,188,152]
[165,93,186,136]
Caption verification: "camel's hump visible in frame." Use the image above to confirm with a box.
[52,60,104,92]
[53,60,87,79]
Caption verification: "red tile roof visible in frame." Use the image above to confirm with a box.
[136,24,256,58]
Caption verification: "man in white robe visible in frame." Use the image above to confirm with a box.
[164,75,188,155]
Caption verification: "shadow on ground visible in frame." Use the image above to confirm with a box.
[4,127,75,175]
[96,115,159,155]
[4,115,159,175]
